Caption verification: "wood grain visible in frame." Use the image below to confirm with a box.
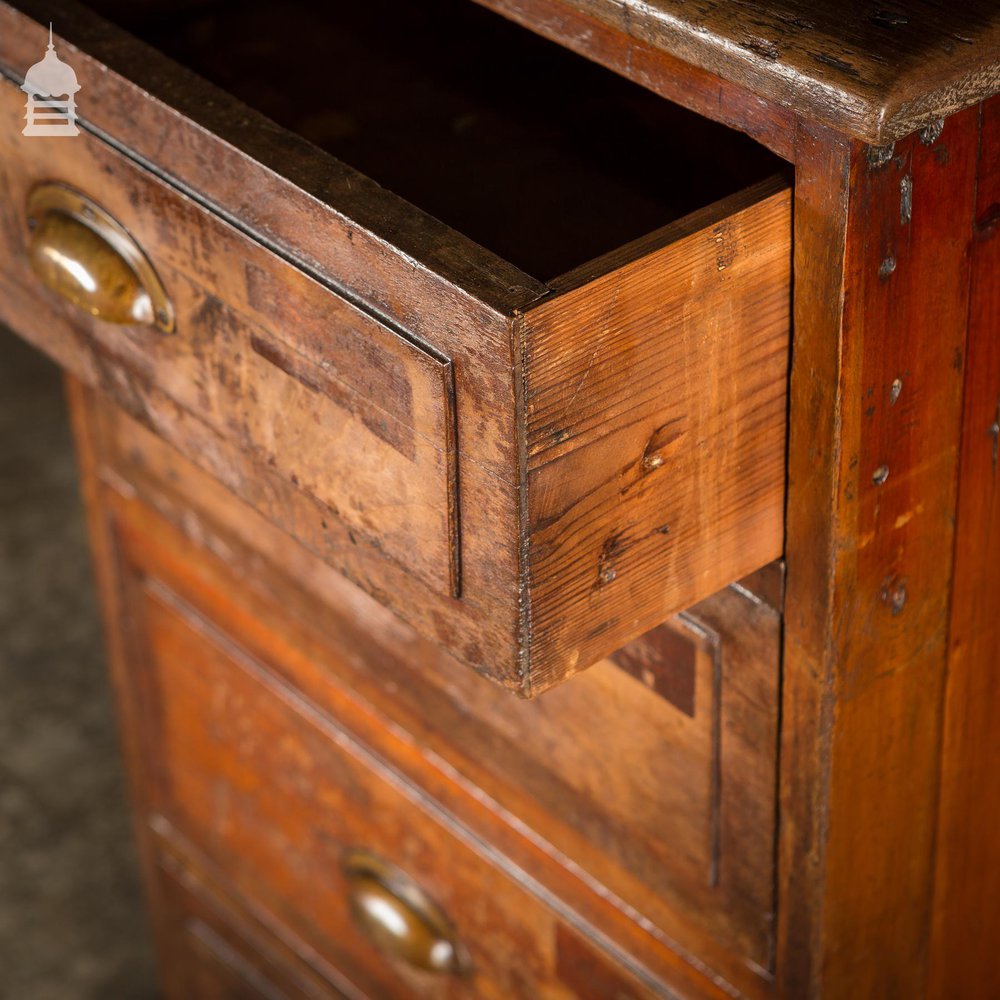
[928,95,1000,1000]
[778,107,981,997]
[84,387,768,998]
[0,91,461,595]
[0,55,790,691]
[110,497,668,1000]
[519,179,790,691]
[476,0,1000,145]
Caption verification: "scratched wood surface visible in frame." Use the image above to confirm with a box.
[778,108,981,997]
[0,18,790,691]
[519,179,790,691]
[107,491,667,1000]
[476,0,1000,145]
[79,386,743,998]
[0,84,461,598]
[928,95,1000,1000]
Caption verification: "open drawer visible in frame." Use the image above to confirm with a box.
[0,0,791,694]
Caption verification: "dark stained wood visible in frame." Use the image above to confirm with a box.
[928,94,1000,1000]
[0,2,544,316]
[476,0,1000,145]
[88,0,783,283]
[778,107,981,996]
[519,179,790,690]
[467,0,797,160]
[610,624,698,716]
[1,123,462,597]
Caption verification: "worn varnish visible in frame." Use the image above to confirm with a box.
[1,0,998,997]
[928,95,1000,1000]
[779,107,983,997]
[0,31,791,692]
[101,479,670,1000]
[78,389,780,996]
[0,122,461,597]
[476,0,1000,145]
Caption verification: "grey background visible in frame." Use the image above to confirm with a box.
[0,326,158,999]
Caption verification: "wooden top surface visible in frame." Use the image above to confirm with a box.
[481,0,1000,144]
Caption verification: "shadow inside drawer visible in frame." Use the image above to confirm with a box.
[87,0,783,280]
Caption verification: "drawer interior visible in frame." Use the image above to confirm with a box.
[0,0,791,694]
[85,0,782,280]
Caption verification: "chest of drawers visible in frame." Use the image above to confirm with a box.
[1,1,998,997]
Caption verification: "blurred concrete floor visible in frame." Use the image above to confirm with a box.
[0,326,159,999]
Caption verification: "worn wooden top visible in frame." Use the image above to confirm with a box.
[481,0,1000,144]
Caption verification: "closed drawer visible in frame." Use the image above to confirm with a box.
[85,387,777,999]
[0,1,791,692]
[153,855,358,1000]
[108,489,669,1000]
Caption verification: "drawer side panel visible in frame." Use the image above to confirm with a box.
[520,180,791,691]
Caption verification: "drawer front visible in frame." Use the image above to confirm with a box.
[153,856,357,1000]
[0,83,459,598]
[108,496,665,1000]
[0,8,791,692]
[86,390,776,997]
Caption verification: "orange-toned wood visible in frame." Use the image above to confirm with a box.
[78,384,766,1000]
[928,95,1000,1000]
[0,49,790,691]
[154,857,359,1000]
[107,502,670,1000]
[475,0,1000,146]
[113,390,779,994]
[778,108,982,997]
[519,180,789,689]
[9,3,996,997]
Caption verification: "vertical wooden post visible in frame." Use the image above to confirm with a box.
[779,107,981,997]
[928,95,1000,1000]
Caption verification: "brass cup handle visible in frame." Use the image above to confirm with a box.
[26,183,174,333]
[344,849,470,976]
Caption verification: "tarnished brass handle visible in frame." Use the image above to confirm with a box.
[344,849,470,975]
[26,183,174,333]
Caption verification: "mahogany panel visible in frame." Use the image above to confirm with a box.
[928,95,1000,1000]
[778,108,981,997]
